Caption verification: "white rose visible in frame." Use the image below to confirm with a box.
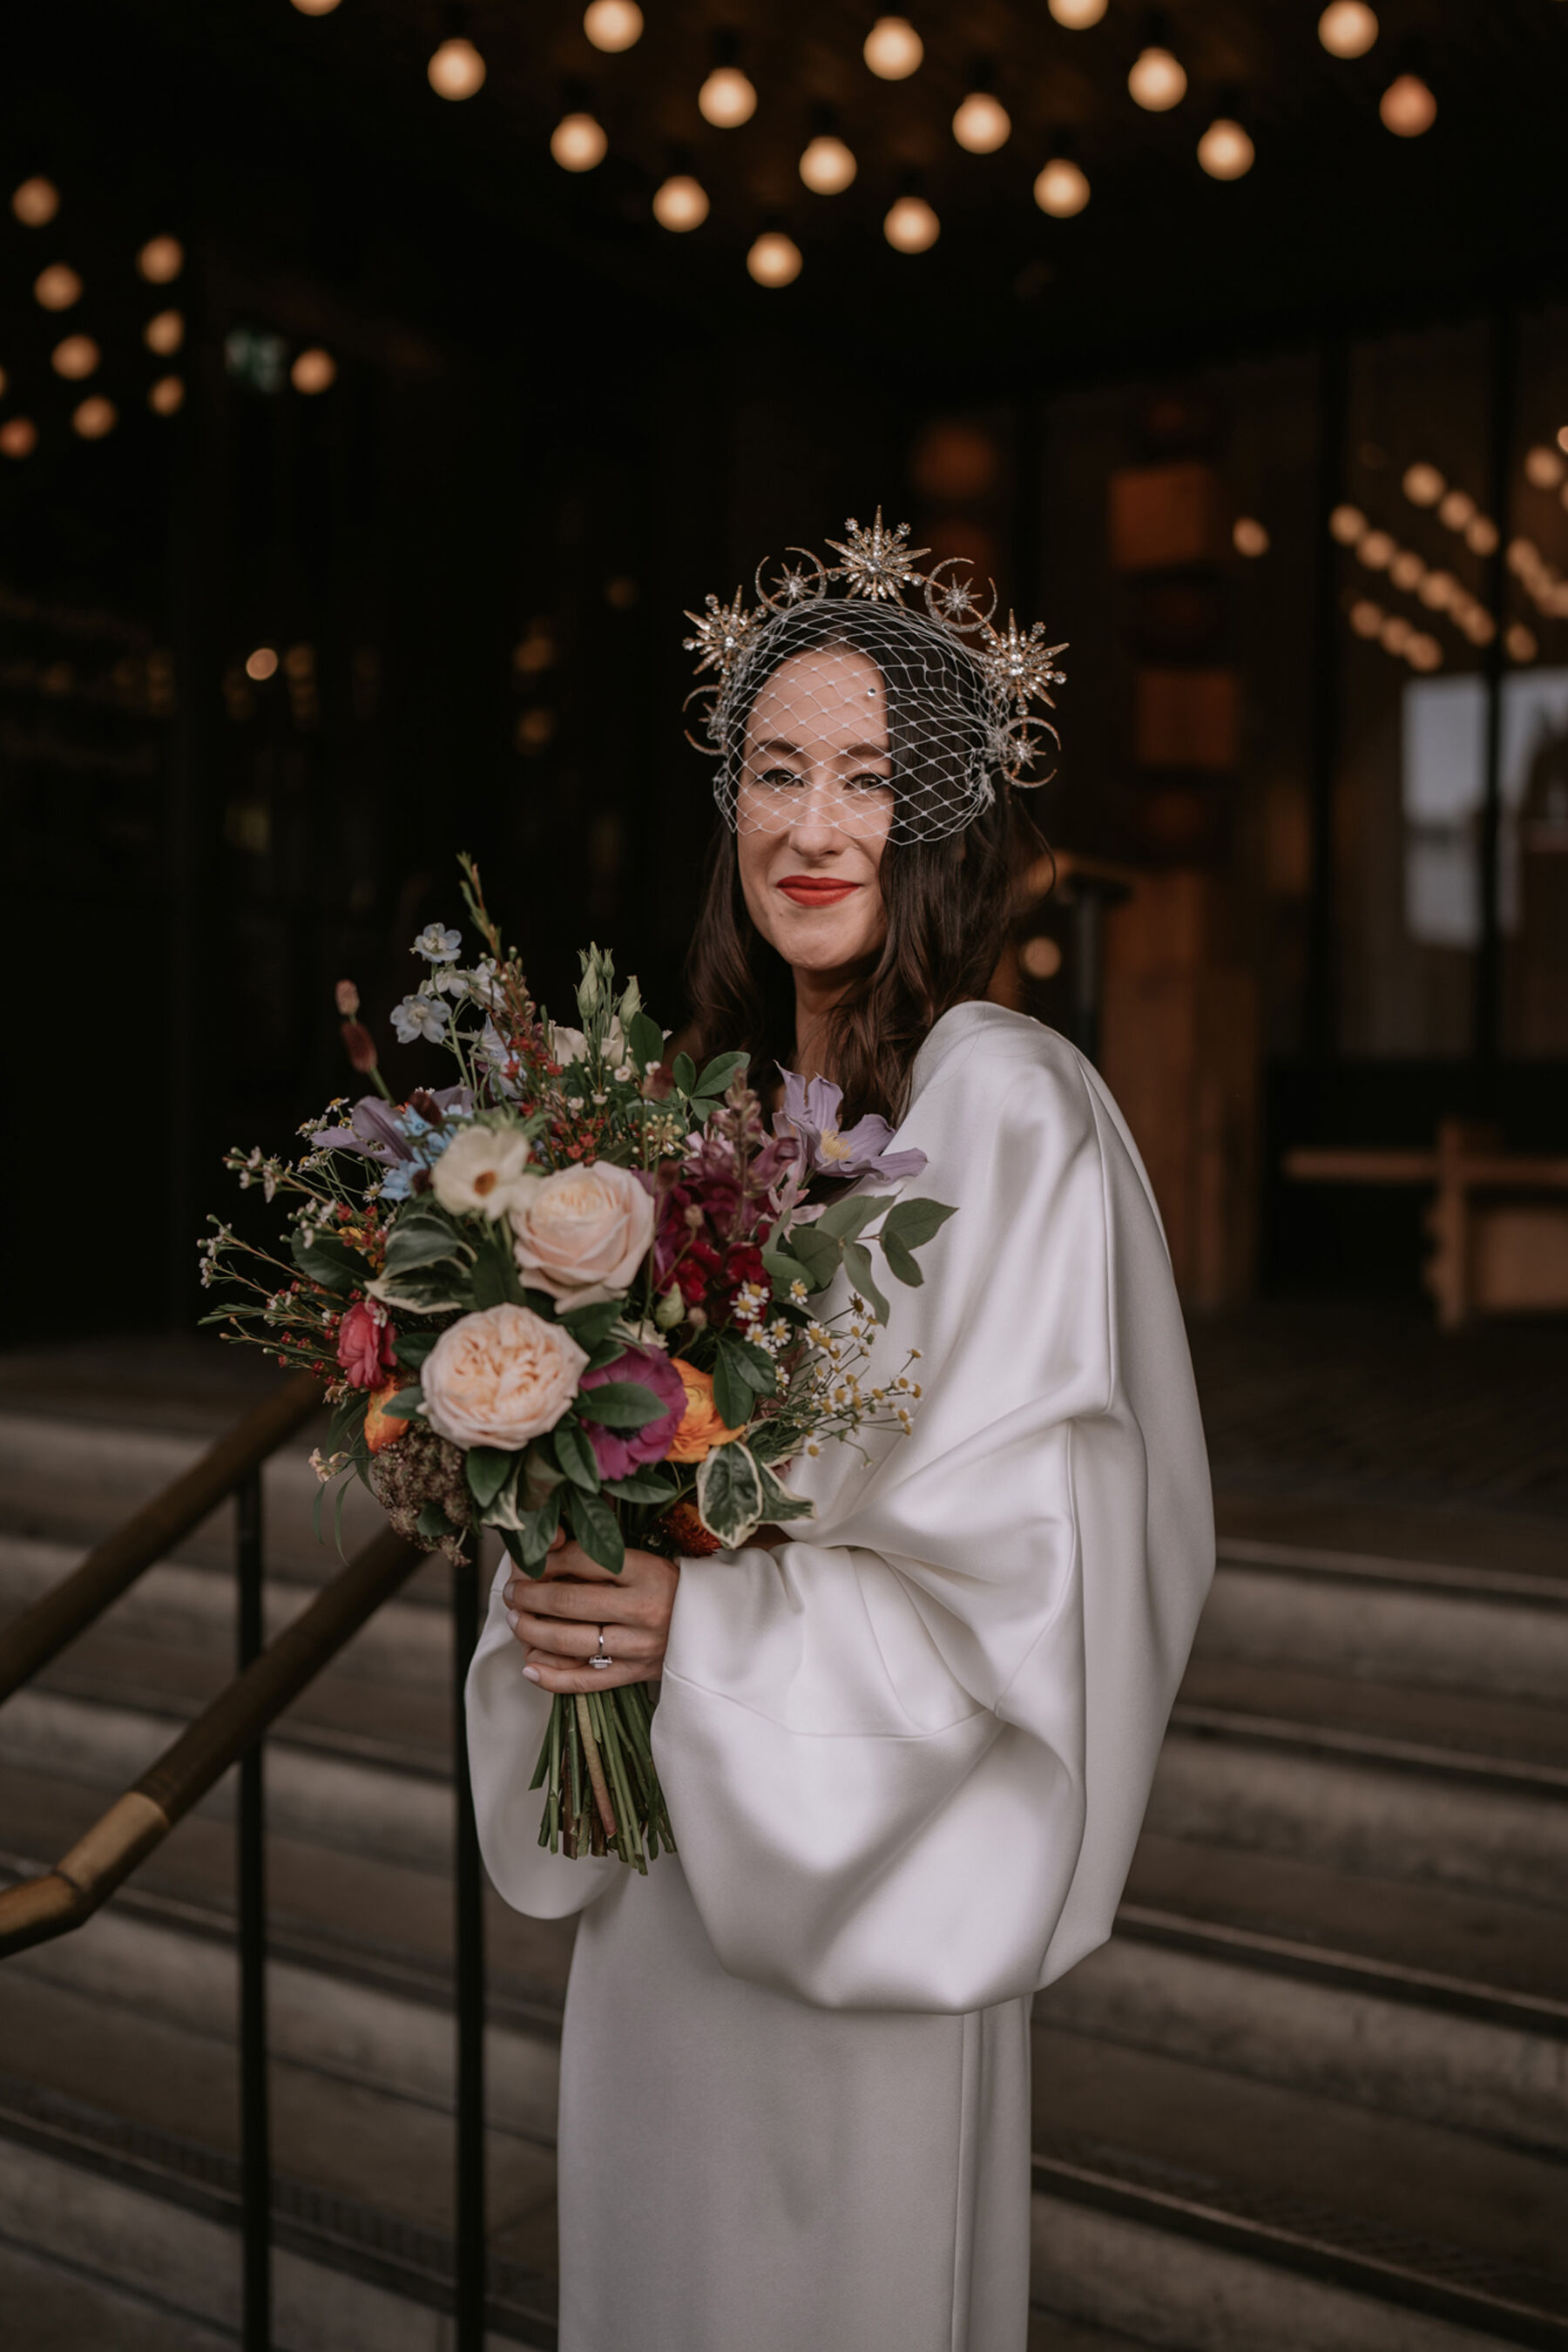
[422,1304,587,1450]
[510,1161,655,1306]
[431,1124,532,1220]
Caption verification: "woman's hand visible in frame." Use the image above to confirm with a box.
[504,1530,679,1693]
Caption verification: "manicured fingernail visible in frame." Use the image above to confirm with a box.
[522,1666,541,1683]
[504,1606,519,1632]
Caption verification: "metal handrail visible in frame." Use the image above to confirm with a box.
[0,1521,421,1957]
[0,1369,321,1703]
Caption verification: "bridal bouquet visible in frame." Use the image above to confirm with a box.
[200,857,953,1869]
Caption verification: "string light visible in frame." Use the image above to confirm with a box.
[700,63,757,127]
[1329,504,1368,544]
[1048,0,1106,24]
[291,347,337,393]
[1349,598,1384,638]
[149,376,185,416]
[953,90,1011,154]
[1524,445,1565,490]
[11,177,59,226]
[1034,157,1090,216]
[247,647,279,682]
[291,0,342,13]
[34,264,82,311]
[1437,487,1474,530]
[1197,118,1254,179]
[1462,608,1496,645]
[1381,71,1436,136]
[1558,425,1568,455]
[144,309,184,355]
[800,135,857,194]
[1233,517,1269,557]
[1021,936,1064,979]
[0,418,38,458]
[1418,570,1459,611]
[884,193,940,253]
[428,36,486,99]
[1407,632,1442,672]
[552,110,608,168]
[138,236,184,283]
[1356,527,1395,569]
[1318,3,1378,58]
[1466,514,1498,556]
[1128,38,1186,112]
[584,0,643,52]
[1402,461,1444,505]
[747,231,802,287]
[1380,614,1412,653]
[51,335,99,380]
[653,173,709,229]
[1506,622,1538,665]
[1389,548,1425,592]
[863,17,923,79]
[71,395,117,440]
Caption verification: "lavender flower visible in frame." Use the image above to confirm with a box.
[773,1071,927,1186]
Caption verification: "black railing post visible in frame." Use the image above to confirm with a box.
[453,1542,486,2349]
[235,1469,271,2351]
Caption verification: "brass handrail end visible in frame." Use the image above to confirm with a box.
[0,1791,170,1958]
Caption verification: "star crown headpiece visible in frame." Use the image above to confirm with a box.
[683,510,1067,841]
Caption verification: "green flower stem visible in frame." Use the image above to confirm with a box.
[574,1693,618,1847]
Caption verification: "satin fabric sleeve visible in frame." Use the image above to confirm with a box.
[652,1031,1214,2013]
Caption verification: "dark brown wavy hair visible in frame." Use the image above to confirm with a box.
[684,603,1048,1127]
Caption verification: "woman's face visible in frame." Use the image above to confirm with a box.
[734,645,894,978]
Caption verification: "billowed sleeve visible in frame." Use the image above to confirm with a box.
[652,1029,1214,2012]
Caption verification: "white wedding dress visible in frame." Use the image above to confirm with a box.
[466,1003,1214,2352]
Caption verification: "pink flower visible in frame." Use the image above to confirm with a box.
[336,1299,396,1389]
[578,1342,687,1481]
[422,1304,588,1449]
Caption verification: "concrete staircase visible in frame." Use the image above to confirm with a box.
[0,1378,1565,2351]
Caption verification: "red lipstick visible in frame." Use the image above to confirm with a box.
[778,874,861,906]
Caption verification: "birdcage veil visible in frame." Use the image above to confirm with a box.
[683,510,1067,848]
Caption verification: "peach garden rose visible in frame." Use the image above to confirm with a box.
[510,1160,656,1307]
[422,1302,589,1450]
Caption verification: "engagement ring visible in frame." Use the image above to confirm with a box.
[590,1625,612,1671]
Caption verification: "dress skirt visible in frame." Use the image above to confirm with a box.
[556,1855,1034,2352]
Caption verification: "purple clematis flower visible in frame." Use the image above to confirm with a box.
[773,1071,927,1186]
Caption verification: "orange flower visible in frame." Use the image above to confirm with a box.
[666,1360,746,1463]
[364,1376,409,1454]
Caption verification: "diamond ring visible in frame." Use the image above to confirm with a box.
[589,1625,612,1671]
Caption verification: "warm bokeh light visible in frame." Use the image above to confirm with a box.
[953,92,1011,154]
[34,264,82,311]
[1349,598,1384,639]
[1329,503,1368,544]
[1380,613,1412,654]
[653,173,710,230]
[1128,45,1186,111]
[0,417,38,459]
[1465,514,1499,557]
[747,231,802,287]
[428,37,486,99]
[138,235,184,283]
[11,176,59,227]
[1034,157,1090,216]
[1380,71,1436,136]
[1389,549,1425,591]
[699,65,756,127]
[1419,569,1458,611]
[1462,607,1496,645]
[149,375,186,416]
[1406,632,1442,672]
[1021,935,1064,980]
[291,347,337,394]
[799,135,857,194]
[1233,517,1269,558]
[1402,461,1445,505]
[1506,622,1538,664]
[1437,488,1475,530]
[863,17,923,79]
[1356,528,1395,569]
[1197,118,1254,179]
[1524,445,1565,490]
[71,395,117,440]
[884,193,940,253]
[291,0,342,14]
[145,308,184,355]
[247,647,280,682]
[551,111,608,169]
[51,334,99,380]
[584,0,643,52]
[1048,0,1107,23]
[1318,2,1378,58]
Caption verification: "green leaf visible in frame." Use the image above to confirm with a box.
[578,1380,667,1429]
[761,1242,816,1297]
[814,1193,883,1244]
[694,1050,748,1097]
[369,1267,470,1315]
[727,1335,778,1395]
[552,1417,602,1492]
[626,1010,665,1071]
[747,1416,799,1463]
[879,1196,958,1252]
[560,1297,623,1352]
[671,1051,697,1095]
[384,1215,466,1273]
[694,1443,765,1548]
[841,1241,890,1326]
[416,1498,460,1544]
[518,1489,563,1568]
[380,1385,425,1421]
[757,1461,815,1524]
[711,1348,752,1433]
[289,1230,364,1295]
[464,1446,514,1511]
[470,1227,524,1309]
[602,1466,679,1505]
[392,1328,438,1369]
[329,1389,368,1450]
[785,1222,840,1281]
[881,1233,923,1288]
[567,1488,625,1574]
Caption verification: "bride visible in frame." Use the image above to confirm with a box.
[465,518,1214,2352]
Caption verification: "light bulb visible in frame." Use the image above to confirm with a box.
[428,37,486,99]
[1506,622,1538,665]
[799,135,857,194]
[953,92,1011,153]
[653,173,709,230]
[1465,514,1499,556]
[1048,0,1106,24]
[1525,445,1565,489]
[1389,549,1425,591]
[71,395,117,441]
[291,347,337,393]
[1318,2,1377,58]
[584,0,643,52]
[1380,613,1411,653]
[1021,935,1064,979]
[1380,71,1435,136]
[1349,598,1384,639]
[1328,504,1367,544]
[1402,461,1445,505]
[1357,528,1395,569]
[34,263,82,310]
[551,111,608,168]
[1233,517,1269,558]
[1419,570,1457,611]
[863,17,923,79]
[247,647,279,682]
[884,193,939,252]
[0,417,38,458]
[1128,45,1186,111]
[291,0,342,13]
[11,176,59,226]
[138,236,184,284]
[1406,632,1442,672]
[1034,157,1090,216]
[1558,425,1568,455]
[1197,118,1254,179]
[700,65,756,127]
[149,376,185,416]
[1437,487,1474,529]
[747,231,802,287]
[144,308,184,355]
[51,334,99,380]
